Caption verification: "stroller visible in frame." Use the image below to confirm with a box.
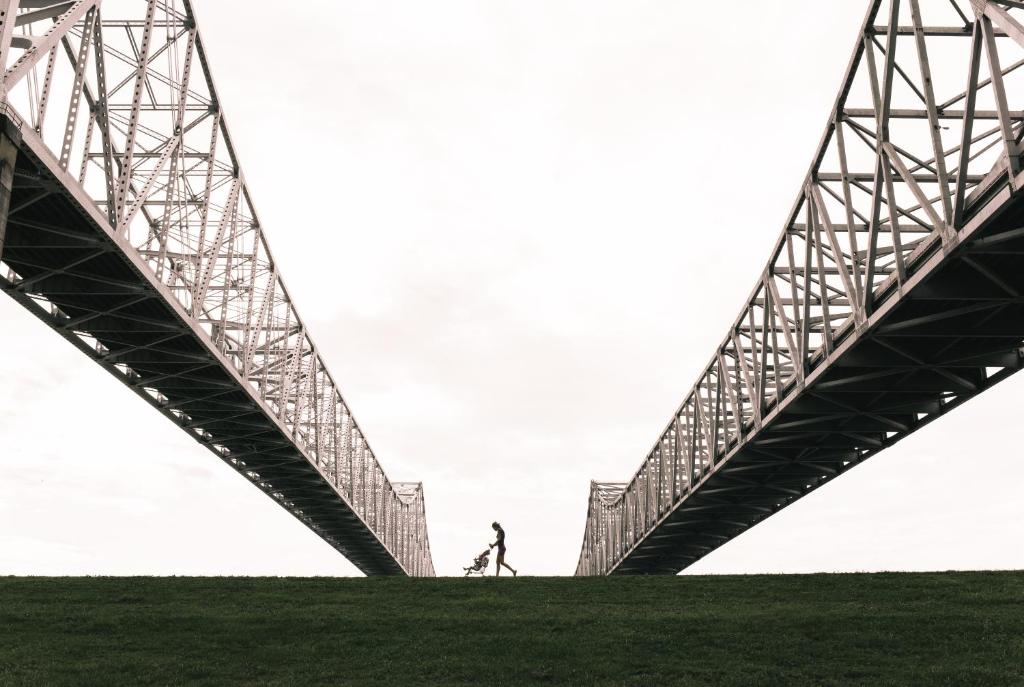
[463,548,490,576]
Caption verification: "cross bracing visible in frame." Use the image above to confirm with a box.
[0,0,433,576]
[577,0,1024,576]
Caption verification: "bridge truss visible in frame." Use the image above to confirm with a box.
[577,0,1024,575]
[0,0,434,576]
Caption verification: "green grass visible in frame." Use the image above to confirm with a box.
[1,572,1022,686]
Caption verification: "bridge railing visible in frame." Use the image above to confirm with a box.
[577,0,1024,576]
[0,0,434,576]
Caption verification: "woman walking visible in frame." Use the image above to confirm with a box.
[490,521,517,577]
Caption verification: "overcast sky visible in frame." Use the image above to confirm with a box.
[2,1,1022,577]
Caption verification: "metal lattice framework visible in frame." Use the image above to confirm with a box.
[578,0,1024,575]
[0,0,433,576]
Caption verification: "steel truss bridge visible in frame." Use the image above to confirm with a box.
[577,0,1024,575]
[0,0,433,576]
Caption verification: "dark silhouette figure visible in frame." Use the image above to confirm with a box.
[490,521,517,577]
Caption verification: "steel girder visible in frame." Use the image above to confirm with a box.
[0,0,434,576]
[577,0,1024,576]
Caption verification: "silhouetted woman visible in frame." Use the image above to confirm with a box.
[490,521,517,577]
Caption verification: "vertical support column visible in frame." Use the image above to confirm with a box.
[114,0,156,225]
[0,0,18,260]
[0,121,20,264]
[0,0,20,100]
[979,13,1021,184]
[955,21,983,228]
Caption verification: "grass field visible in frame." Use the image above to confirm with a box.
[1,572,1022,686]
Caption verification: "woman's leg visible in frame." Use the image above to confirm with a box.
[499,555,517,576]
[495,552,504,576]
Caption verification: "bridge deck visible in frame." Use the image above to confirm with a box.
[0,0,433,576]
[577,0,1024,576]
[612,175,1024,574]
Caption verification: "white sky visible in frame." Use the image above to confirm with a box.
[2,0,1022,577]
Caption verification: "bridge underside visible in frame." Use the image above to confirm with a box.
[0,117,405,575]
[613,181,1024,574]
